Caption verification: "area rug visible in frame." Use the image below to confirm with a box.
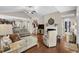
[65,43,78,53]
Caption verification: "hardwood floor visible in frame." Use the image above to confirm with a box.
[23,35,77,53]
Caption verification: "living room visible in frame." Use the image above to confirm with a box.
[0,6,78,53]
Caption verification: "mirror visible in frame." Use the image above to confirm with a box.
[48,18,54,25]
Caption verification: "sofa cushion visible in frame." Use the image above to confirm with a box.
[10,33,20,43]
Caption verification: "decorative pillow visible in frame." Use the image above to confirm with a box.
[9,33,20,43]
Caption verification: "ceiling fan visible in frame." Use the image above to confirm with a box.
[23,6,39,19]
[23,6,37,14]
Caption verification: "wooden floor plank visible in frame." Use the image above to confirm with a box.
[23,35,77,53]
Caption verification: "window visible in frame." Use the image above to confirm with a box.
[64,18,71,32]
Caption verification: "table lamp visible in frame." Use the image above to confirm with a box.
[0,24,13,52]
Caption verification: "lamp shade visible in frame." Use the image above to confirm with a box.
[0,24,13,35]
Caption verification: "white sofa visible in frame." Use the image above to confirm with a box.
[4,36,37,53]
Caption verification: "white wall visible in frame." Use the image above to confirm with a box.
[77,7,79,44]
[38,16,44,24]
[44,12,62,35]
[44,11,77,36]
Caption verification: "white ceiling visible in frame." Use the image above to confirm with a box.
[0,6,23,13]
[35,6,58,15]
[0,6,76,16]
[55,6,76,13]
